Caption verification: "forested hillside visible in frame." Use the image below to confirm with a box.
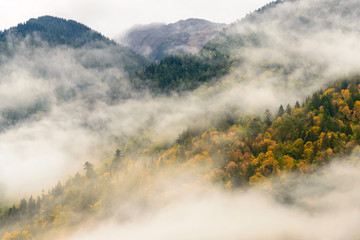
[133,52,233,93]
[2,75,360,239]
[132,0,360,95]
[0,16,149,72]
[2,0,360,239]
[0,16,112,48]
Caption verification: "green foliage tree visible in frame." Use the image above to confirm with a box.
[286,104,291,115]
[264,109,272,126]
[277,105,285,118]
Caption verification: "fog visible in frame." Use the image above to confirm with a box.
[68,156,360,240]
[0,43,294,198]
[1,0,272,37]
[219,0,360,92]
[2,0,360,238]
[2,0,360,199]
[119,19,226,61]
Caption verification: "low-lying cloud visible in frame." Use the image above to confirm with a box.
[2,0,360,227]
[68,157,360,240]
[0,40,299,198]
[214,0,360,98]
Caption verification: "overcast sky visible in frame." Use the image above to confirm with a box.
[1,0,272,38]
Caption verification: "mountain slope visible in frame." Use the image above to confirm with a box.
[200,0,360,92]
[131,0,360,94]
[3,1,360,239]
[132,52,233,93]
[120,18,226,62]
[0,16,112,47]
[0,16,149,72]
[2,75,360,239]
[0,16,150,133]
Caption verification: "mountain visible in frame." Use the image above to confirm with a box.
[0,15,112,48]
[204,0,360,61]
[132,0,360,94]
[120,18,226,62]
[0,16,149,72]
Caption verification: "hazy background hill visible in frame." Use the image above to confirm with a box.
[131,0,360,94]
[136,0,360,95]
[202,0,360,87]
[119,18,226,62]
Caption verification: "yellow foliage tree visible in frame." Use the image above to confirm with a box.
[3,231,32,240]
[249,172,266,185]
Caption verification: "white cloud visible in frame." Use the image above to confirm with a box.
[0,0,272,37]
[68,160,360,240]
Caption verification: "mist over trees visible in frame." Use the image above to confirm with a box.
[2,0,360,239]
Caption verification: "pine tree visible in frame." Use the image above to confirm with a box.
[264,109,272,126]
[36,196,41,210]
[28,196,36,216]
[277,105,285,118]
[52,182,64,197]
[286,104,291,115]
[19,198,27,214]
[295,101,301,109]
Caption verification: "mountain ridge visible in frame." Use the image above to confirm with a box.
[0,15,149,72]
[120,18,226,62]
[0,15,114,48]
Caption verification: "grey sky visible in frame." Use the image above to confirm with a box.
[1,0,272,38]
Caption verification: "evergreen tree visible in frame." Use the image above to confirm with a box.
[19,198,27,214]
[247,117,261,140]
[111,149,122,170]
[295,101,301,109]
[36,196,41,210]
[52,182,64,197]
[264,109,272,126]
[28,196,36,216]
[8,207,13,217]
[286,104,291,115]
[321,133,330,150]
[277,105,285,118]
[345,122,353,135]
[84,161,95,178]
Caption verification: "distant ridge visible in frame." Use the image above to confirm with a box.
[120,18,226,62]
